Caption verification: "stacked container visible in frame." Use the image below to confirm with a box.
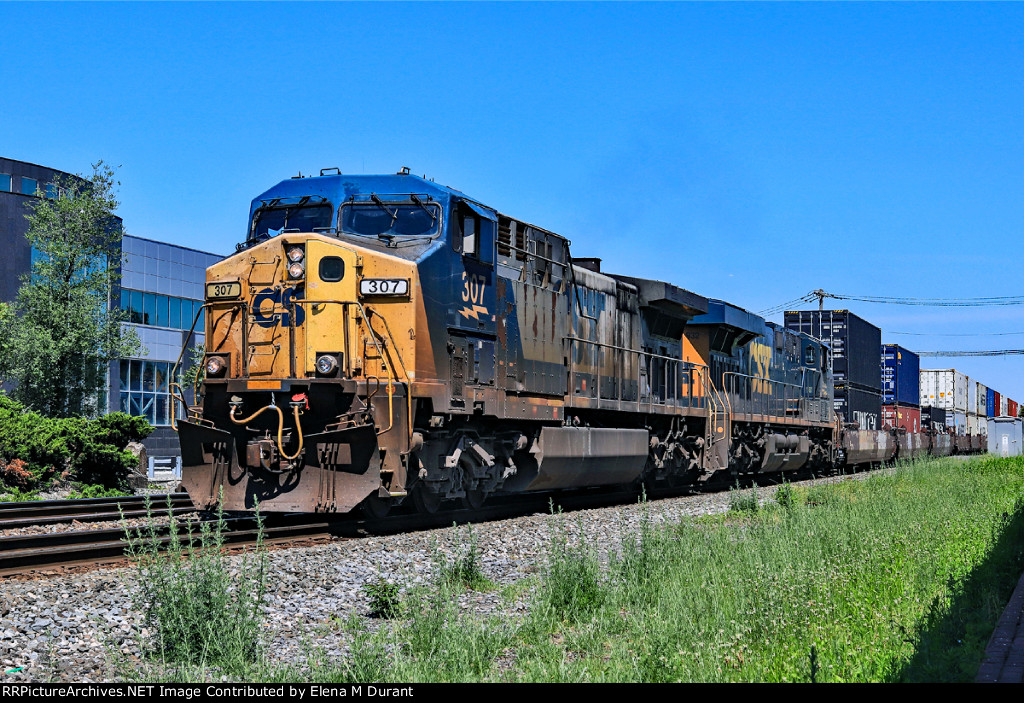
[1001,395,1009,417]
[786,310,882,430]
[921,406,947,431]
[1008,398,1019,417]
[920,369,969,435]
[988,389,1000,417]
[881,344,920,432]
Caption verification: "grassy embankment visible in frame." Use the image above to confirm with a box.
[128,455,1024,683]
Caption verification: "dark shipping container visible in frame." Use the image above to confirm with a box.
[785,310,881,390]
[880,344,920,406]
[834,383,882,430]
[921,405,947,430]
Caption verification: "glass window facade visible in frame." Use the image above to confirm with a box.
[119,359,185,427]
[121,288,204,330]
[21,177,37,196]
[0,174,10,192]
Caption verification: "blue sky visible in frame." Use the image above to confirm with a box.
[4,2,1023,401]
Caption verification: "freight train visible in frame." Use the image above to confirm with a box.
[171,169,983,515]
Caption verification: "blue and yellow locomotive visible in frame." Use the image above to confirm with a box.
[175,169,844,515]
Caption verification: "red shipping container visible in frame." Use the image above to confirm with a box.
[882,404,921,433]
[1009,399,1019,417]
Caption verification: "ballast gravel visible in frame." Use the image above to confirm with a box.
[0,474,861,682]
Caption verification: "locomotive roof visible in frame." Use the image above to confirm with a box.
[250,172,489,219]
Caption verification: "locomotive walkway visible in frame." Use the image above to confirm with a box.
[977,568,1024,683]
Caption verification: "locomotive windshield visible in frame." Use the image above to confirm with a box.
[340,200,441,241]
[250,198,334,242]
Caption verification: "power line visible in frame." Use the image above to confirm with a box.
[917,350,1024,357]
[890,330,1024,337]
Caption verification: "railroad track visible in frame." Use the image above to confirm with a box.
[0,515,334,578]
[0,493,194,530]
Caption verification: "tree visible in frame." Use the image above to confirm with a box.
[0,161,141,417]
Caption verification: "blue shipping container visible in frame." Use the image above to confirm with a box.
[987,388,997,417]
[881,344,921,406]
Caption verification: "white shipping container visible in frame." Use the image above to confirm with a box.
[920,369,969,413]
[1001,396,1009,416]
[967,380,977,416]
[976,382,988,416]
[945,411,968,435]
[968,413,982,436]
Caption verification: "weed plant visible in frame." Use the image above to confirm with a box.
[122,497,267,677]
[432,524,495,592]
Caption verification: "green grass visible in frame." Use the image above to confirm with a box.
[319,455,1024,683]
[117,455,1024,683]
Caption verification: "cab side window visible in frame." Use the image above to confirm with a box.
[454,202,494,265]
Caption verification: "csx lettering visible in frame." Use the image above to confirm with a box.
[462,272,486,305]
[252,287,305,328]
[750,342,772,394]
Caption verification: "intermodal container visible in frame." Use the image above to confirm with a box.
[946,411,967,435]
[968,413,982,436]
[919,369,969,413]
[988,389,999,417]
[921,405,947,431]
[1009,399,1019,417]
[880,344,920,406]
[976,382,988,416]
[1001,396,1009,416]
[882,404,921,433]
[968,381,978,417]
[785,311,881,390]
[834,383,882,430]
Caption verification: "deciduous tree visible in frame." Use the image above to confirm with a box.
[0,161,141,417]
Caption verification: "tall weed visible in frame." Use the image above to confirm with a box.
[124,498,267,675]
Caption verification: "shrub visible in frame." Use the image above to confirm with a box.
[363,579,402,618]
[0,393,151,490]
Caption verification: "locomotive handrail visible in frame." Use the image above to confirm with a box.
[171,300,246,430]
[564,335,707,414]
[722,371,809,421]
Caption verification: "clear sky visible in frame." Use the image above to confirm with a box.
[4,2,1023,401]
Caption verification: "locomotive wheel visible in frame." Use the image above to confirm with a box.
[360,494,392,519]
[461,489,487,511]
[412,486,443,515]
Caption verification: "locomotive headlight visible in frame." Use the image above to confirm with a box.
[288,261,305,279]
[316,354,338,376]
[205,356,226,376]
[287,246,304,263]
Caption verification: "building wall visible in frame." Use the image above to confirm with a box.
[0,158,87,304]
[112,235,222,458]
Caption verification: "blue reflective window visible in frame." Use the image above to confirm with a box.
[45,183,57,199]
[142,361,155,392]
[144,292,156,325]
[119,360,129,389]
[0,174,10,192]
[155,294,168,328]
[120,289,129,313]
[196,303,205,331]
[21,177,37,196]
[130,290,144,323]
[168,296,181,330]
